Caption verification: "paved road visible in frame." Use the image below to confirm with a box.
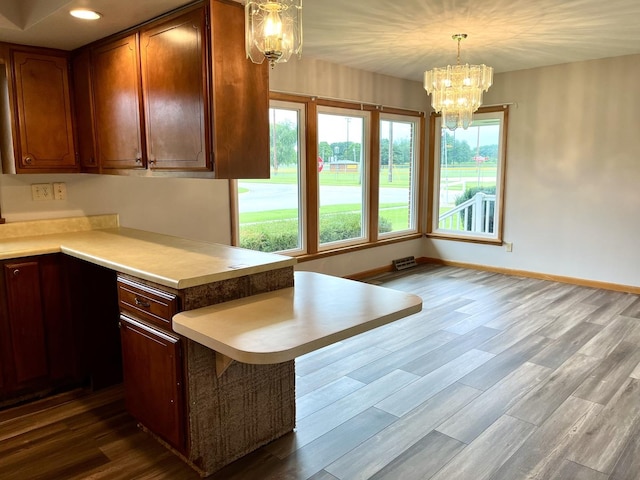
[237,182,412,213]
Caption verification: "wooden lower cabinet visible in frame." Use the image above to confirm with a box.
[3,260,48,386]
[0,254,77,402]
[119,315,185,451]
[117,275,186,452]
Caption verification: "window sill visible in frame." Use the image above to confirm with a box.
[426,232,503,246]
[293,233,423,263]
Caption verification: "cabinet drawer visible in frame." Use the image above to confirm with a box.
[117,277,178,330]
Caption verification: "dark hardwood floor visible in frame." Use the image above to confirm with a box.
[1,264,639,479]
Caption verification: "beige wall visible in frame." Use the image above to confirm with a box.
[425,53,640,287]
[270,57,429,111]
[0,173,232,244]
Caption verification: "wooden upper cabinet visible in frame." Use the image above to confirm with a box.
[92,34,146,170]
[10,49,77,172]
[71,48,98,172]
[210,0,269,179]
[140,7,210,171]
[68,0,270,178]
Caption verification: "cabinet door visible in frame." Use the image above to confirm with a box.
[4,261,48,385]
[39,255,75,382]
[140,7,210,171]
[120,315,185,451]
[71,48,98,172]
[92,34,146,169]
[11,50,77,172]
[210,0,269,179]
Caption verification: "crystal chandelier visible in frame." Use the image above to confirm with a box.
[424,34,493,130]
[245,0,303,68]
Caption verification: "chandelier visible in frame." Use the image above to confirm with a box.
[245,0,303,68]
[424,34,493,130]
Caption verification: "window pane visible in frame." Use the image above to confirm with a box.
[379,116,418,235]
[238,104,304,253]
[432,110,505,240]
[318,111,368,248]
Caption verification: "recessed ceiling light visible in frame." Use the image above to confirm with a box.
[70,9,102,20]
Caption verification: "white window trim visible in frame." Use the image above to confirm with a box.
[378,112,421,239]
[317,105,371,251]
[429,107,508,243]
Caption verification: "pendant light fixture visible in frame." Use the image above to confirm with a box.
[245,0,303,68]
[424,34,493,130]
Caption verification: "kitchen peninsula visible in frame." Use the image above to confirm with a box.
[0,215,422,476]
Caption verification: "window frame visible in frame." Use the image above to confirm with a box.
[316,105,371,251]
[377,112,422,239]
[232,99,307,255]
[232,92,425,259]
[426,105,509,245]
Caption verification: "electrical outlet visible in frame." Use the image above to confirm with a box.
[31,183,53,201]
[53,182,67,200]
[505,242,513,252]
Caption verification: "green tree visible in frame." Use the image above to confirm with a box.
[479,144,498,162]
[271,120,298,170]
[380,138,412,166]
[343,142,361,163]
[442,132,472,166]
[318,142,333,162]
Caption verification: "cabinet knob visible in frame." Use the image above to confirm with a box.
[13,269,20,277]
[135,152,142,163]
[23,155,34,165]
[134,297,151,308]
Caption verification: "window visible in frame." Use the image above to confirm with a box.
[379,113,420,237]
[234,94,424,257]
[317,108,369,249]
[428,106,508,243]
[236,101,306,254]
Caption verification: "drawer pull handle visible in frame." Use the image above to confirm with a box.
[134,297,151,308]
[13,269,20,276]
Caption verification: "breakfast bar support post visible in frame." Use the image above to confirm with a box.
[184,340,296,476]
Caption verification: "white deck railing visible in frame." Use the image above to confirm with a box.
[439,192,496,233]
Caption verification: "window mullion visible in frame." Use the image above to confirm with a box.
[369,110,381,243]
[306,100,320,254]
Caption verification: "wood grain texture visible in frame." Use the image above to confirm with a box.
[508,353,599,425]
[325,383,480,480]
[10,48,77,171]
[431,415,535,480]
[2,264,640,479]
[368,430,465,480]
[566,377,640,474]
[491,395,603,480]
[436,362,550,444]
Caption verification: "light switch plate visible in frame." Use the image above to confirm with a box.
[31,183,53,201]
[53,182,67,200]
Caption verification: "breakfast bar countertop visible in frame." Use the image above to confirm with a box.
[173,271,423,364]
[0,215,295,289]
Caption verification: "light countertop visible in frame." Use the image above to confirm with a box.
[0,216,295,289]
[173,271,423,364]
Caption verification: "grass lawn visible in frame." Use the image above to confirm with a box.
[238,165,496,238]
[240,203,410,231]
[241,167,415,188]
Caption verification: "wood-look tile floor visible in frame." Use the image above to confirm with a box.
[2,264,640,479]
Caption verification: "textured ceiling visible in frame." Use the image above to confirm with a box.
[1,0,639,81]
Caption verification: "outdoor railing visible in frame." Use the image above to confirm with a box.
[438,192,496,234]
